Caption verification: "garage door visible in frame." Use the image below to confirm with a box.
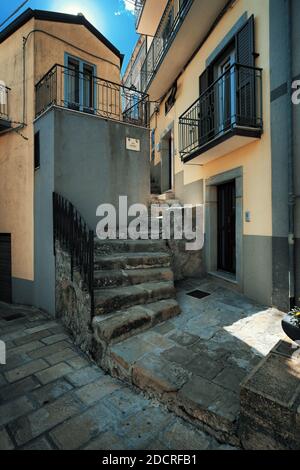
[0,234,12,303]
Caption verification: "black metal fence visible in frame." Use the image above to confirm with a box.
[141,0,192,91]
[36,64,149,127]
[179,64,263,159]
[0,84,10,120]
[53,192,94,316]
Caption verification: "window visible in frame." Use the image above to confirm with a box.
[198,16,256,143]
[151,129,155,162]
[34,131,40,170]
[65,54,96,113]
[165,82,177,115]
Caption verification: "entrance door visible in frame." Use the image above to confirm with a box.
[217,181,236,274]
[0,234,12,303]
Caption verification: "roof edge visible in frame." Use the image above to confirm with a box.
[0,8,124,65]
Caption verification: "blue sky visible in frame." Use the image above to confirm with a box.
[0,0,138,71]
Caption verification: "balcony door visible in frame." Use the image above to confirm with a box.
[65,54,96,113]
[217,50,236,134]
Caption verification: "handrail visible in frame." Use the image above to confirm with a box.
[35,64,149,127]
[140,0,193,91]
[53,192,94,317]
[179,63,263,159]
[35,63,149,97]
[179,63,263,120]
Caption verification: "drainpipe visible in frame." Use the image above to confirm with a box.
[287,0,296,309]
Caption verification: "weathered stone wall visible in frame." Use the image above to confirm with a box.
[166,240,205,281]
[55,242,93,355]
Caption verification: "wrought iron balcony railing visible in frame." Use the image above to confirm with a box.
[35,64,149,127]
[0,84,10,121]
[140,0,192,92]
[179,64,263,160]
[134,0,145,27]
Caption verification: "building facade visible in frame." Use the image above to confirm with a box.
[127,0,300,309]
[0,9,150,311]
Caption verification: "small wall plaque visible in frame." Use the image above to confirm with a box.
[126,137,140,152]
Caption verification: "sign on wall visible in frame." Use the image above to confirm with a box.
[126,137,140,152]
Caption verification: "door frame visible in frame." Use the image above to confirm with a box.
[160,124,174,194]
[217,180,236,274]
[0,233,12,304]
[205,167,243,288]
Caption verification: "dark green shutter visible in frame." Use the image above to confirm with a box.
[236,15,255,66]
[199,67,214,145]
[235,15,256,126]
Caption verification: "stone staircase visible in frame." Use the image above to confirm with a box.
[91,238,181,368]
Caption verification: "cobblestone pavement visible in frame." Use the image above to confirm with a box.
[0,302,235,450]
[108,278,284,444]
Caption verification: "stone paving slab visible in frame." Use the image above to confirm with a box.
[107,278,284,446]
[0,300,236,450]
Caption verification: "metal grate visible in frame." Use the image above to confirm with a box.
[187,290,210,300]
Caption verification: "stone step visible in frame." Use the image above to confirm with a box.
[104,333,240,447]
[94,252,171,271]
[94,281,176,316]
[94,267,174,289]
[93,299,180,346]
[94,239,168,255]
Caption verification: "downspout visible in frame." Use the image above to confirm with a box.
[287,0,296,309]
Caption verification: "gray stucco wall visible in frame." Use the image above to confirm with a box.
[270,0,300,309]
[53,108,150,231]
[34,110,56,315]
[33,107,150,315]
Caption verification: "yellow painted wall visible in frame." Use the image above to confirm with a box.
[0,17,122,283]
[152,0,271,237]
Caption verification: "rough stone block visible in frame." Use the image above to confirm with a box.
[132,353,189,395]
[30,379,73,406]
[8,393,83,446]
[49,402,115,450]
[0,427,14,450]
[0,376,40,403]
[66,366,104,387]
[35,363,73,385]
[0,396,35,426]
[5,359,48,383]
[75,376,123,406]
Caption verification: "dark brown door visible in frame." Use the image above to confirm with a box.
[0,234,12,303]
[217,181,236,274]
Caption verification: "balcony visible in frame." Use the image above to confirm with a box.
[140,0,228,100]
[179,64,263,164]
[35,64,149,128]
[0,84,12,131]
[135,0,168,36]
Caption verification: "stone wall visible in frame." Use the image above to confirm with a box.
[166,239,205,281]
[55,242,93,355]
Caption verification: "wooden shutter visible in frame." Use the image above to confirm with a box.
[236,15,255,66]
[199,68,214,145]
[235,16,256,126]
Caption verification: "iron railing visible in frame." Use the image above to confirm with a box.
[140,0,192,92]
[179,64,263,159]
[134,0,145,27]
[36,64,149,127]
[53,192,94,316]
[0,84,10,121]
